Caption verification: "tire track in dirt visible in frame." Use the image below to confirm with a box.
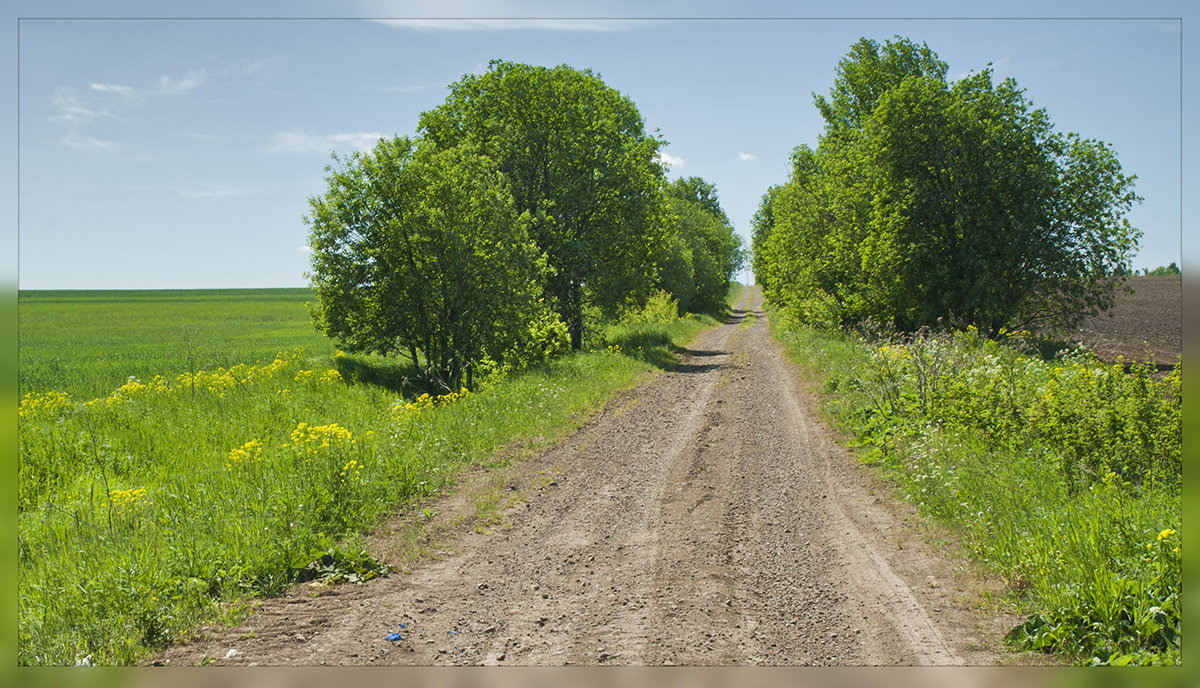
[161,286,1009,666]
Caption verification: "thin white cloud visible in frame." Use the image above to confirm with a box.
[49,88,113,123]
[297,245,313,254]
[177,183,249,199]
[50,67,210,150]
[373,18,649,32]
[657,152,685,169]
[233,56,280,79]
[737,152,759,162]
[89,82,136,97]
[268,130,383,155]
[158,69,208,94]
[176,132,221,143]
[61,130,117,150]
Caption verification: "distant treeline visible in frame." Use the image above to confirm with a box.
[1140,263,1181,276]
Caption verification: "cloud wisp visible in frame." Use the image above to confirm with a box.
[177,183,250,199]
[268,130,384,155]
[49,87,119,150]
[49,66,213,152]
[158,69,208,95]
[657,152,685,169]
[88,82,136,98]
[49,87,114,124]
[737,152,758,161]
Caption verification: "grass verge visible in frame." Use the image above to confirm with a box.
[767,305,1182,666]
[17,297,726,666]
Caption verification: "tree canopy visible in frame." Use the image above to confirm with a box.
[755,36,1141,336]
[306,61,744,387]
[306,137,549,390]
[418,60,669,348]
[660,177,745,314]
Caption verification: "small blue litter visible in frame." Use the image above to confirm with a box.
[448,630,457,635]
[386,632,403,642]
[398,623,406,629]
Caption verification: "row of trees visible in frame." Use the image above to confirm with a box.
[307,60,743,390]
[752,37,1142,337]
[1143,263,1181,276]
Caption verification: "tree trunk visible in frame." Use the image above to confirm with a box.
[567,283,583,350]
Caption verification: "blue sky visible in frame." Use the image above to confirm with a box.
[8,0,1192,289]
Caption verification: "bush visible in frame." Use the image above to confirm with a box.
[621,289,680,326]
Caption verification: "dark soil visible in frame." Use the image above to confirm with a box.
[1067,276,1182,368]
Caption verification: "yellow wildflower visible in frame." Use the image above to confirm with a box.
[227,439,264,466]
[340,459,363,483]
[1158,529,1177,541]
[289,422,356,458]
[18,390,75,421]
[109,487,150,511]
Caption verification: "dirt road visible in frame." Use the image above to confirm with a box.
[163,286,1015,666]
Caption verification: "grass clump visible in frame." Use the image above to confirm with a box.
[768,308,1182,666]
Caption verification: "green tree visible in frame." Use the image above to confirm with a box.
[666,176,732,227]
[749,185,780,291]
[655,229,697,315]
[418,60,669,348]
[756,36,1141,336]
[813,36,948,136]
[662,177,746,313]
[857,68,1141,334]
[306,136,550,391]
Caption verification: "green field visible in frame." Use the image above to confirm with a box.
[17,286,730,666]
[18,288,335,399]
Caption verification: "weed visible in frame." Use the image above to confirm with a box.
[769,308,1182,666]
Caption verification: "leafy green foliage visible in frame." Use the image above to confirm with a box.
[770,310,1182,665]
[418,60,670,348]
[813,36,948,135]
[659,178,746,315]
[665,175,733,227]
[306,136,551,390]
[292,547,390,585]
[755,36,1142,336]
[659,196,743,315]
[601,289,723,370]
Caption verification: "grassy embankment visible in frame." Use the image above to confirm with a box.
[17,285,741,666]
[767,305,1181,666]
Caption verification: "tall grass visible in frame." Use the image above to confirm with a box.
[769,309,1182,666]
[18,287,732,665]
